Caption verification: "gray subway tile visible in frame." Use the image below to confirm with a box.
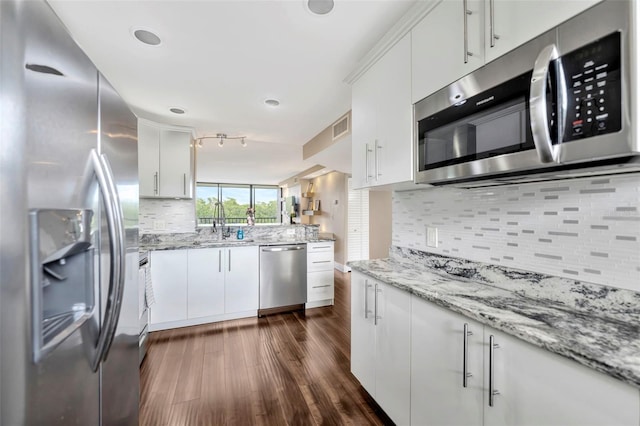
[535,253,563,260]
[503,256,514,260]
[540,187,570,192]
[472,245,491,250]
[480,227,500,231]
[507,242,518,247]
[563,207,579,212]
[563,269,579,275]
[507,211,530,215]
[591,225,609,230]
[616,236,638,241]
[563,220,579,224]
[584,268,602,275]
[591,178,610,185]
[544,211,558,216]
[539,238,553,243]
[616,207,638,212]
[580,188,616,194]
[548,231,578,237]
[590,252,609,258]
[545,195,559,200]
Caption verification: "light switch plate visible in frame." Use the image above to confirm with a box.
[153,220,166,231]
[426,226,438,248]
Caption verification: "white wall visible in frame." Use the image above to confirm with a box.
[393,174,640,292]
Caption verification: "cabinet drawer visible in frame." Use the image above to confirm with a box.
[307,270,334,302]
[308,252,334,271]
[307,242,334,253]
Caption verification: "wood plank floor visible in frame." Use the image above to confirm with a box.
[140,271,392,426]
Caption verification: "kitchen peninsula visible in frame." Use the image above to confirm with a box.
[141,225,336,331]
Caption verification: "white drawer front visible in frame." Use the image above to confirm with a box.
[308,251,334,271]
[307,242,334,253]
[307,270,334,302]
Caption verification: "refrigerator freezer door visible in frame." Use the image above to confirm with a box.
[19,1,102,424]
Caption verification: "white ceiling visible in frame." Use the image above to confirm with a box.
[48,0,414,184]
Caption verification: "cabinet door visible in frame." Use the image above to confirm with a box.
[374,281,411,426]
[187,248,224,319]
[350,271,376,396]
[149,250,188,325]
[484,328,640,426]
[411,296,484,426]
[138,122,160,197]
[351,58,377,190]
[373,34,412,187]
[412,0,484,104]
[485,0,602,63]
[224,246,259,313]
[159,130,192,198]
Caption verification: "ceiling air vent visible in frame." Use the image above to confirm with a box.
[332,115,350,141]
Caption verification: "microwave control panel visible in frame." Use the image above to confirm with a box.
[561,31,621,142]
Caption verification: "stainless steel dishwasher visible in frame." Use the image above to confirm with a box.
[259,244,307,316]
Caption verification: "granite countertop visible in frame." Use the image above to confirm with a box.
[140,238,334,252]
[349,248,640,389]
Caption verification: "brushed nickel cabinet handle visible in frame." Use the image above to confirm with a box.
[489,335,500,406]
[463,323,473,387]
[463,0,473,63]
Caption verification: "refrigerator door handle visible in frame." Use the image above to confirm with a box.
[86,150,126,371]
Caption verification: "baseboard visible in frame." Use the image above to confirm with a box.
[305,299,334,309]
[334,262,351,273]
[149,310,257,332]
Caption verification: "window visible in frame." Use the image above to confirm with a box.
[196,183,280,226]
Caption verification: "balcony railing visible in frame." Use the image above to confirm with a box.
[197,217,279,225]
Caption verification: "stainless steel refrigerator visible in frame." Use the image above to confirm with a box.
[0,0,140,424]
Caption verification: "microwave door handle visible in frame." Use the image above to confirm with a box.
[530,44,561,163]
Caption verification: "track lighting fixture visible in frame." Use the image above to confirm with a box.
[194,133,248,148]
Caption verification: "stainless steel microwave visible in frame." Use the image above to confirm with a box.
[414,0,640,186]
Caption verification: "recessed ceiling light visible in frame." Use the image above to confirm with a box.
[307,0,334,15]
[132,28,161,46]
[265,99,280,107]
[169,107,186,114]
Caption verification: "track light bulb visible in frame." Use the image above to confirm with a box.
[218,138,224,147]
[241,138,247,147]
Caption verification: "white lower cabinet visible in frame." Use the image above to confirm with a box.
[150,246,259,330]
[224,246,259,313]
[411,297,484,426]
[306,242,334,307]
[485,328,639,426]
[351,271,411,425]
[187,248,224,319]
[149,250,188,325]
[410,294,640,426]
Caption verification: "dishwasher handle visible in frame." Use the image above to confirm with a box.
[261,246,305,252]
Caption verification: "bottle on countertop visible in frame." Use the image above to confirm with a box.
[237,229,244,240]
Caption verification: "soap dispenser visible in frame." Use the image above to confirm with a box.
[237,228,244,240]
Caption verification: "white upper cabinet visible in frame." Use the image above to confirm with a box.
[138,119,194,199]
[411,0,485,104]
[485,0,602,63]
[352,34,412,189]
[411,0,603,103]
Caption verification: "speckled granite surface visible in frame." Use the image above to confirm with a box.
[349,247,640,389]
[140,224,334,252]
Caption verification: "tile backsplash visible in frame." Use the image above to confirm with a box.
[139,198,195,234]
[393,174,640,292]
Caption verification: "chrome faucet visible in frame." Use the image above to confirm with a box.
[214,202,231,239]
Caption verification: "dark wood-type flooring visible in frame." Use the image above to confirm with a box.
[140,271,392,425]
